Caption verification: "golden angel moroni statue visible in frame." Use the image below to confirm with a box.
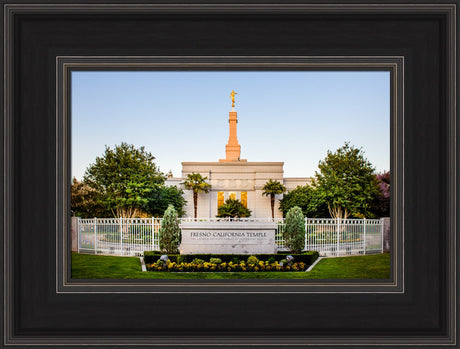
[230,90,237,108]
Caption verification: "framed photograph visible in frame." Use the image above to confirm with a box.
[66,61,395,283]
[2,1,457,347]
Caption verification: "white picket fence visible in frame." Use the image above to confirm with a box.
[77,217,383,257]
[78,218,161,256]
[305,218,382,256]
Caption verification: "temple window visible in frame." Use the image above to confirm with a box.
[241,191,248,208]
[217,192,224,208]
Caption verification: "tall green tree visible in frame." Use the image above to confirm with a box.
[147,185,187,218]
[312,142,380,219]
[83,142,165,218]
[71,177,111,218]
[279,185,329,218]
[217,198,252,218]
[159,205,181,253]
[181,172,211,218]
[262,179,286,218]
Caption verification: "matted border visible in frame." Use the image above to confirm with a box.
[2,2,457,347]
[56,56,403,294]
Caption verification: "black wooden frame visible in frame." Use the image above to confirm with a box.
[2,1,457,347]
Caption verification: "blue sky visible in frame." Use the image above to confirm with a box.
[71,71,390,180]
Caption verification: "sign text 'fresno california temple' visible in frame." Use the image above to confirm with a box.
[166,91,311,218]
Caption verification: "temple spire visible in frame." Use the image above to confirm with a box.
[219,91,246,163]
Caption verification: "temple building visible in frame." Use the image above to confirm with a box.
[166,91,311,218]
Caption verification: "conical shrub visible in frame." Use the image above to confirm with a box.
[159,205,181,253]
[283,206,306,254]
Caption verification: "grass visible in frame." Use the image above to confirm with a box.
[71,252,390,279]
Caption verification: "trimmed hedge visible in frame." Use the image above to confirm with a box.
[143,251,319,266]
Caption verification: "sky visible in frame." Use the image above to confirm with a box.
[71,71,390,180]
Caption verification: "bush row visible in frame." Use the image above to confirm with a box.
[146,260,308,272]
[144,251,319,266]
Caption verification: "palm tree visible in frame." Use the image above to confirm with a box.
[181,172,212,218]
[262,179,286,219]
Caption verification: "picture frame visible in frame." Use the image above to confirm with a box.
[2,1,457,347]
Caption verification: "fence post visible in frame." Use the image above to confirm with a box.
[151,217,155,251]
[304,217,307,251]
[380,218,384,253]
[76,217,81,253]
[336,218,340,256]
[119,217,123,256]
[363,218,367,255]
[94,217,97,254]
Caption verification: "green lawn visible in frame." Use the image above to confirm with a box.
[71,252,390,279]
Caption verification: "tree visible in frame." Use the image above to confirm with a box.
[312,142,380,219]
[71,177,111,218]
[370,171,390,218]
[83,142,165,218]
[262,179,286,218]
[217,198,252,218]
[283,206,306,254]
[159,205,181,253]
[146,185,187,218]
[181,173,211,218]
[279,185,329,218]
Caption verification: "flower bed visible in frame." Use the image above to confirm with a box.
[146,260,308,272]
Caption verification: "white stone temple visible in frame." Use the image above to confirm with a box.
[165,91,311,218]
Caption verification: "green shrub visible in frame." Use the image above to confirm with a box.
[267,256,276,264]
[217,198,252,217]
[159,205,181,253]
[246,255,259,265]
[209,258,222,264]
[192,258,205,265]
[231,256,240,265]
[284,206,306,254]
